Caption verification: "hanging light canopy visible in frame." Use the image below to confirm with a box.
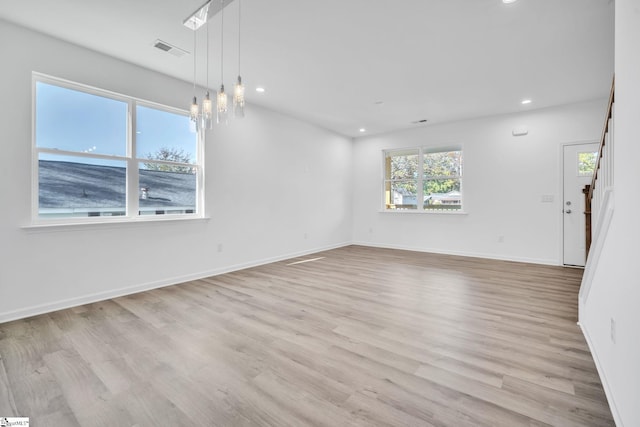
[184,0,245,130]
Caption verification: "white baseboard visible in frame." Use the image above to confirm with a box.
[0,241,351,323]
[578,322,624,427]
[0,240,560,323]
[351,241,559,266]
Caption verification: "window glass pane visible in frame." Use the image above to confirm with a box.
[39,153,126,218]
[35,82,127,156]
[424,150,462,178]
[578,151,598,176]
[136,105,196,164]
[138,163,196,216]
[385,151,419,180]
[424,179,461,210]
[387,181,417,210]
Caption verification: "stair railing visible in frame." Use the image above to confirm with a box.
[585,77,615,255]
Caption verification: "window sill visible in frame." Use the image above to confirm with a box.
[22,215,211,233]
[379,209,468,215]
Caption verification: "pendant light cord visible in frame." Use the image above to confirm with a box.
[238,0,241,75]
[206,19,209,91]
[193,22,197,94]
[220,0,224,84]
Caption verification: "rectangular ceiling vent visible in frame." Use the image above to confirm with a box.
[153,39,188,58]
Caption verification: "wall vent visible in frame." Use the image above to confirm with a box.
[153,39,188,58]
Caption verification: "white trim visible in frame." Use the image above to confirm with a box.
[560,140,600,266]
[579,322,624,427]
[378,210,468,215]
[0,241,351,323]
[21,215,211,233]
[352,241,559,266]
[579,187,614,303]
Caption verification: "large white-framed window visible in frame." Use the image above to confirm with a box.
[33,73,203,223]
[383,146,463,212]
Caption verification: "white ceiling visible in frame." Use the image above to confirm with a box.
[0,0,614,137]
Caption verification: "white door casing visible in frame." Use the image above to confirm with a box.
[562,143,599,267]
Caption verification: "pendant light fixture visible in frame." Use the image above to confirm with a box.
[185,0,244,127]
[189,21,199,132]
[233,0,245,118]
[201,21,213,129]
[216,0,228,124]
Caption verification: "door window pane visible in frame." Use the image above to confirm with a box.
[578,151,598,176]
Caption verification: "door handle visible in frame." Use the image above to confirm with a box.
[565,209,572,214]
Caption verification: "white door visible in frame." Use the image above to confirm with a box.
[563,143,599,266]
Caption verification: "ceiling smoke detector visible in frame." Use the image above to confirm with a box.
[152,39,188,57]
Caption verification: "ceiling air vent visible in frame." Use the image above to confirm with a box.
[153,39,188,58]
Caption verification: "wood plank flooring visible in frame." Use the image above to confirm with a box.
[0,245,614,426]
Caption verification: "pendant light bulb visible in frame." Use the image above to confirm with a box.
[190,96,199,132]
[217,84,228,124]
[202,91,213,129]
[234,75,245,118]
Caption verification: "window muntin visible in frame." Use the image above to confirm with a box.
[34,75,201,222]
[384,147,463,212]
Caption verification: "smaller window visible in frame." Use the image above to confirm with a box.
[383,147,463,212]
[578,151,598,176]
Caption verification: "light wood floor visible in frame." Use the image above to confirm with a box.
[0,246,614,426]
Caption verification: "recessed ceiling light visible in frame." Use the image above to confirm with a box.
[502,0,517,4]
[256,87,265,93]
[359,128,366,133]
[521,99,532,105]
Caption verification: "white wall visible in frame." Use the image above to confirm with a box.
[352,101,605,264]
[0,21,353,322]
[579,0,640,425]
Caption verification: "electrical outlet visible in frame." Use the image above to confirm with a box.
[217,244,223,253]
[498,235,504,243]
[369,227,373,233]
[610,318,616,343]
